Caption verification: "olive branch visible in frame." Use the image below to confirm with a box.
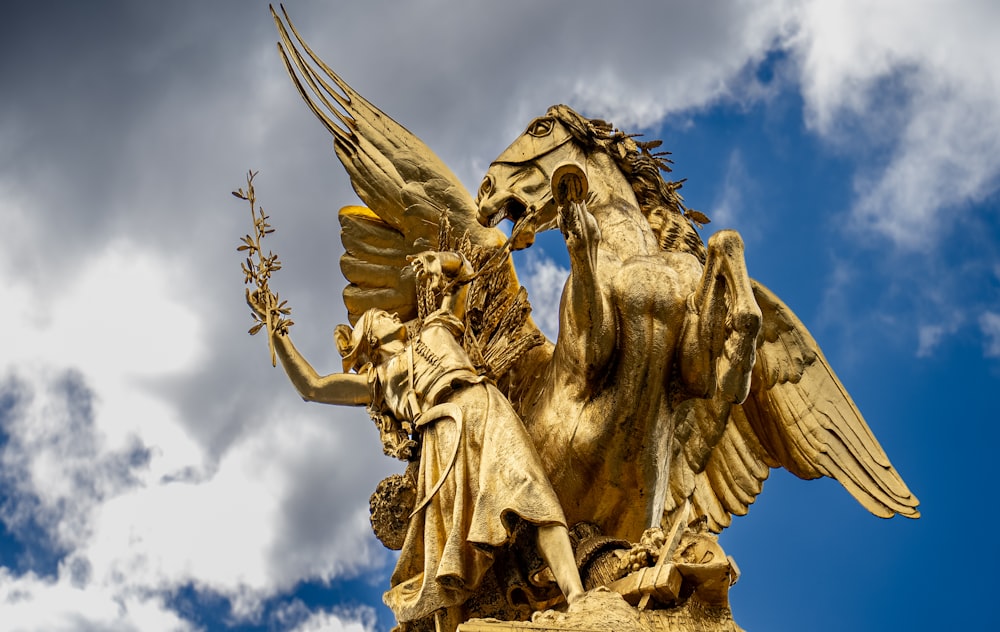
[232,170,292,367]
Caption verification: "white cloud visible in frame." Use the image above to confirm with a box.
[0,361,388,625]
[709,149,752,231]
[4,1,999,628]
[916,322,956,358]
[287,606,378,632]
[0,568,193,632]
[0,240,391,624]
[81,406,386,618]
[0,243,206,554]
[789,0,1000,249]
[979,311,1000,357]
[519,254,569,341]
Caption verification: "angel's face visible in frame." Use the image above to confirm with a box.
[369,311,406,358]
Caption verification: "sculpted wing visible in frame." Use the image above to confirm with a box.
[667,280,920,532]
[272,7,506,324]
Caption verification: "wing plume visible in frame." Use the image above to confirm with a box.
[743,281,919,518]
[667,280,919,532]
[271,6,544,389]
[272,5,489,239]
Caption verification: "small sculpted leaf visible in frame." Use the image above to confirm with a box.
[685,210,711,226]
[249,322,264,335]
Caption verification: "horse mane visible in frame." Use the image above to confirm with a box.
[546,104,708,263]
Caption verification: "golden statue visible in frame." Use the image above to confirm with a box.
[237,7,920,631]
[247,250,584,631]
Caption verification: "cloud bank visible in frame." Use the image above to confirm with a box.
[2,0,998,628]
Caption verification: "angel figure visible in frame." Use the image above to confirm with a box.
[248,250,583,631]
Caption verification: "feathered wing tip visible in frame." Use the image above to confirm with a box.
[271,5,530,336]
[270,5,353,145]
[665,396,773,533]
[742,281,920,519]
[664,280,919,533]
[271,4,492,240]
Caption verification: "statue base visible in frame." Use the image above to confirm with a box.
[459,588,743,632]
[458,524,743,632]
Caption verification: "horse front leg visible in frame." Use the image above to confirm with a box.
[680,229,762,403]
[552,164,614,388]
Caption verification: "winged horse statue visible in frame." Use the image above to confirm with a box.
[269,7,918,551]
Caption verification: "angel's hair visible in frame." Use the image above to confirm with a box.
[335,309,383,373]
[545,104,707,263]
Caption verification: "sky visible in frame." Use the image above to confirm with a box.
[1,1,998,630]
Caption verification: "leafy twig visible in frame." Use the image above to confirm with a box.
[232,170,293,366]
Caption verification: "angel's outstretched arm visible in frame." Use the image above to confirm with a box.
[248,291,371,406]
[274,331,371,406]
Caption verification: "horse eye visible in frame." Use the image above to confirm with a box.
[527,117,554,137]
[478,175,494,200]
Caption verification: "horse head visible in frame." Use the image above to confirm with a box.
[478,104,707,263]
[476,105,593,250]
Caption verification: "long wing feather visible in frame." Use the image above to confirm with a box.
[271,6,507,325]
[666,280,919,532]
[741,281,919,518]
[667,399,771,532]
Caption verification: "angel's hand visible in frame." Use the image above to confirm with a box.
[247,288,271,319]
[454,251,474,280]
[408,252,444,291]
[246,288,267,318]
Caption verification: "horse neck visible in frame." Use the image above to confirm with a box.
[584,151,637,210]
[583,151,658,256]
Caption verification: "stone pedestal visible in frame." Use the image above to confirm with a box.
[459,589,743,632]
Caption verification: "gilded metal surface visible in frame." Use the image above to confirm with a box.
[239,7,921,630]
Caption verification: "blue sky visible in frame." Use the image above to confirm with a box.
[1,1,998,630]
